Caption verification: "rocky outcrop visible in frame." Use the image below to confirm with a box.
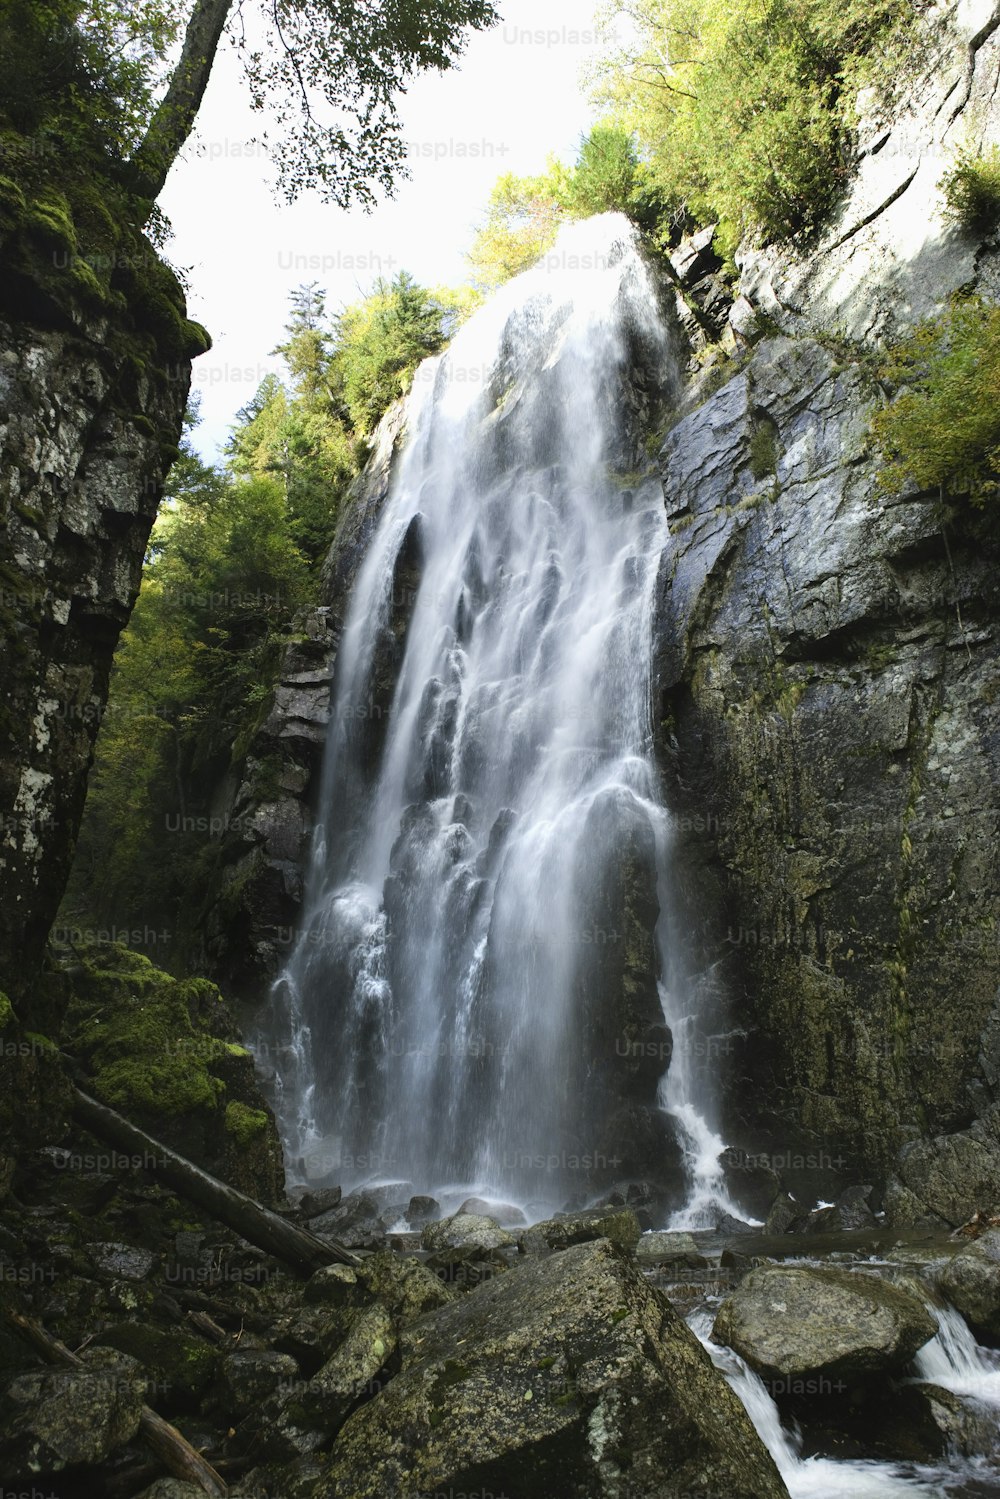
[0,183,205,1027]
[654,329,1000,1192]
[199,403,407,1003]
[737,0,1000,344]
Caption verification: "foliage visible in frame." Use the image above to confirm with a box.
[940,146,1000,233]
[63,944,231,1117]
[466,124,674,292]
[591,0,920,252]
[234,0,500,206]
[332,272,453,434]
[870,297,1000,502]
[467,166,570,291]
[0,0,177,163]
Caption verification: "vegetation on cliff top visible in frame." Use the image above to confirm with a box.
[468,0,924,286]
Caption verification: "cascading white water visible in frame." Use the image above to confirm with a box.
[691,1305,1000,1498]
[261,214,739,1216]
[914,1298,1000,1404]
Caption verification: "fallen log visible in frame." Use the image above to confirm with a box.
[7,1310,228,1497]
[72,1086,360,1274]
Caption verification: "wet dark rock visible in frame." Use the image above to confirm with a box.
[764,1194,801,1236]
[217,1347,301,1420]
[318,1238,789,1499]
[404,1194,439,1225]
[717,1212,756,1236]
[720,1148,781,1220]
[713,1264,937,1382]
[96,1322,217,1411]
[936,1229,1000,1341]
[635,1231,709,1270]
[0,1347,146,1478]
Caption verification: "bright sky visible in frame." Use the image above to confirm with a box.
[158,0,603,460]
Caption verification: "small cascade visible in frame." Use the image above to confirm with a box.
[914,1299,1000,1405]
[689,1313,995,1499]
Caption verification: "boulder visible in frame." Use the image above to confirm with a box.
[355,1250,455,1322]
[635,1231,708,1270]
[404,1194,439,1225]
[0,1347,145,1479]
[712,1265,936,1382]
[421,1213,514,1253]
[96,1322,218,1411]
[458,1195,527,1226]
[517,1206,641,1255]
[937,1229,1000,1340]
[318,1238,789,1499]
[764,1193,800,1235]
[897,1109,1000,1227]
[249,1304,397,1461]
[217,1348,300,1420]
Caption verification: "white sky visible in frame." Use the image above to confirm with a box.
[158,0,603,459]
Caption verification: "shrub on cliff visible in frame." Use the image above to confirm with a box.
[871,297,1000,502]
[940,146,1000,234]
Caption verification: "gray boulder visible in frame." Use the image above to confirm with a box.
[712,1265,936,1382]
[317,1238,789,1499]
[937,1229,1000,1340]
[517,1206,641,1255]
[421,1212,514,1253]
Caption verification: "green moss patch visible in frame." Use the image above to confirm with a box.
[63,943,232,1120]
[225,1101,269,1147]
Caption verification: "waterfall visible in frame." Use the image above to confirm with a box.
[262,213,734,1215]
[914,1299,1000,1404]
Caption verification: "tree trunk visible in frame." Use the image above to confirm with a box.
[127,0,235,201]
[72,1087,360,1273]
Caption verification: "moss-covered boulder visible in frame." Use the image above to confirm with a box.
[62,944,283,1201]
[0,1346,145,1479]
[95,1322,219,1413]
[315,1238,789,1499]
[517,1206,642,1255]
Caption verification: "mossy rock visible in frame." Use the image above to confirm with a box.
[225,1102,269,1148]
[96,1322,219,1412]
[61,943,281,1201]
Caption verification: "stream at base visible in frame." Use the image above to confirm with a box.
[689,1296,1000,1497]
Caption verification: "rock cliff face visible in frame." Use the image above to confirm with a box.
[653,0,1000,1204]
[0,227,202,1026]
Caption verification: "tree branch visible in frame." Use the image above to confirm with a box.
[127,0,235,201]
